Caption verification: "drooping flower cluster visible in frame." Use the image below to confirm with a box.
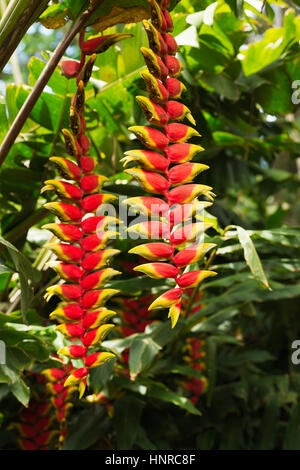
[114,294,155,367]
[182,337,207,405]
[122,0,217,327]
[42,31,132,397]
[14,365,74,450]
[42,363,75,447]
[181,290,208,404]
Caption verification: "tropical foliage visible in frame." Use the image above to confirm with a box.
[0,0,300,450]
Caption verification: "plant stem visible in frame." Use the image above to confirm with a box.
[0,0,104,167]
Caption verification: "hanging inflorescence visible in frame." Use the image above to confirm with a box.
[122,0,217,327]
[13,364,74,450]
[42,31,132,397]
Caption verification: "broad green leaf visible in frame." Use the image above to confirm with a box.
[0,237,40,321]
[236,226,271,290]
[15,86,70,131]
[10,376,30,406]
[129,336,161,376]
[144,380,202,416]
[113,394,145,450]
[241,10,299,75]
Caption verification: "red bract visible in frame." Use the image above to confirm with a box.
[16,365,74,450]
[122,0,217,328]
[44,40,120,398]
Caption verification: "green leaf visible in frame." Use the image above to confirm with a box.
[145,380,202,416]
[0,236,39,321]
[241,10,298,75]
[113,394,145,450]
[236,226,271,290]
[15,86,70,130]
[10,376,30,406]
[129,337,161,375]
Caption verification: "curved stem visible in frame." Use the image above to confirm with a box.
[0,0,104,167]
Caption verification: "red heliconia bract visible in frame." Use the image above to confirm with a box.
[42,30,130,397]
[15,364,75,450]
[123,0,217,328]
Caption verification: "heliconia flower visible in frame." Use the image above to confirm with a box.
[176,270,217,288]
[129,242,173,260]
[82,324,115,346]
[141,71,169,104]
[82,309,116,330]
[80,175,108,193]
[78,134,90,154]
[86,215,118,234]
[58,344,87,359]
[168,301,181,328]
[166,101,195,125]
[81,289,119,310]
[162,32,177,54]
[141,47,168,81]
[44,202,82,223]
[80,232,118,252]
[172,243,216,268]
[128,220,170,239]
[134,262,178,279]
[42,223,83,242]
[81,54,97,86]
[169,200,212,225]
[125,196,169,216]
[49,262,83,281]
[84,352,115,368]
[170,222,213,247]
[70,105,83,136]
[129,125,169,150]
[81,33,133,55]
[61,60,81,79]
[61,129,82,158]
[148,287,183,310]
[81,193,117,212]
[63,368,88,386]
[125,168,169,194]
[44,45,121,398]
[122,0,218,327]
[79,156,97,174]
[122,149,169,172]
[73,80,85,112]
[136,95,168,126]
[168,163,209,185]
[164,55,182,76]
[81,249,120,271]
[164,143,204,163]
[149,0,167,31]
[80,268,120,290]
[143,20,168,56]
[166,77,186,98]
[162,5,173,31]
[42,368,65,382]
[55,323,85,338]
[45,243,83,262]
[50,304,84,323]
[167,184,213,205]
[166,123,200,143]
[44,284,82,302]
[50,157,82,180]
